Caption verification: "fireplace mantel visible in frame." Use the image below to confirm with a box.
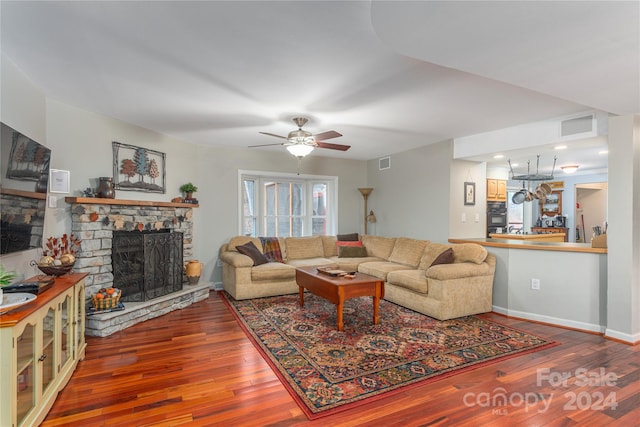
[65,197,198,208]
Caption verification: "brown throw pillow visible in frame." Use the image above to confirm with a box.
[338,245,368,258]
[236,241,268,266]
[430,248,454,267]
[337,232,359,241]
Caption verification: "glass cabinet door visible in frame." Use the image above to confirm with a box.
[16,323,35,425]
[75,284,85,357]
[60,294,73,372]
[41,307,56,395]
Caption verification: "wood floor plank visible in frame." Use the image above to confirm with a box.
[41,291,640,426]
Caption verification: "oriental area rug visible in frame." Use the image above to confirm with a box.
[221,292,557,419]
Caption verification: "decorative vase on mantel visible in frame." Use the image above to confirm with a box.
[97,177,116,199]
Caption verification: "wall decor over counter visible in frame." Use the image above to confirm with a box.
[112,141,166,193]
[464,181,475,206]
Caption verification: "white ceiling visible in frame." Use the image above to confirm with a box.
[1,1,637,167]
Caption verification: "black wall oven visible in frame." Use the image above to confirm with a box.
[487,201,507,236]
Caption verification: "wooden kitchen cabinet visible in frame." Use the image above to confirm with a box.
[540,190,563,217]
[0,273,86,427]
[487,179,507,201]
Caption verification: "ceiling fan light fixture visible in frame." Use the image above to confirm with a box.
[561,165,579,174]
[286,144,315,157]
[287,129,314,144]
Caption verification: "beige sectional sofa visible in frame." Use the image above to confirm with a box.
[219,234,496,320]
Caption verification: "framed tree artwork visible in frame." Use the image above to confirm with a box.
[464,182,475,206]
[112,141,166,193]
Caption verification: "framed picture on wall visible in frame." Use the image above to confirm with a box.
[464,182,475,206]
[112,141,166,193]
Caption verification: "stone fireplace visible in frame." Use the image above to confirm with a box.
[66,197,209,336]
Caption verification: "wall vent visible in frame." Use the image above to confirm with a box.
[560,114,594,137]
[379,156,391,170]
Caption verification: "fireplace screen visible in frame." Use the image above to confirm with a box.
[112,230,183,302]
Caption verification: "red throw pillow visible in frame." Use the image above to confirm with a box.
[336,241,363,248]
[430,248,454,267]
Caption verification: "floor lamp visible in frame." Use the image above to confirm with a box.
[358,188,373,235]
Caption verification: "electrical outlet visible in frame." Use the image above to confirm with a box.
[474,213,480,223]
[461,213,467,223]
[531,278,541,290]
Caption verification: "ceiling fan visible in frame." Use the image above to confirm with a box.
[250,117,350,157]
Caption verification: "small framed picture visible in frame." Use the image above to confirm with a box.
[49,169,70,193]
[464,182,475,206]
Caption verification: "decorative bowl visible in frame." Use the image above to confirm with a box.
[33,261,75,277]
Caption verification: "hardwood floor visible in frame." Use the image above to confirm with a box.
[43,291,639,426]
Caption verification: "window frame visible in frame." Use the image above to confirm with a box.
[238,170,338,237]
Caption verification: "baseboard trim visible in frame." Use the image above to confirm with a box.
[492,305,605,334]
[491,306,639,345]
[604,328,640,345]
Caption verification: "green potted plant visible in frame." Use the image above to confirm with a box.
[180,182,198,200]
[0,264,17,287]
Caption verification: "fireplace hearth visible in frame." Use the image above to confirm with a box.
[112,230,183,302]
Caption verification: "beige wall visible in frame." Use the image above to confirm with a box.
[449,159,487,238]
[365,140,453,242]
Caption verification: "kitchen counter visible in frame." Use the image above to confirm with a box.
[449,237,606,254]
[489,233,566,242]
[531,226,569,242]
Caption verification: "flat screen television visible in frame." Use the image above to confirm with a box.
[0,122,51,255]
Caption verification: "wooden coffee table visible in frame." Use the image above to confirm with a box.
[295,266,385,331]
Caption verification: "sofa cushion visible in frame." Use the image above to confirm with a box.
[250,262,296,281]
[284,236,324,260]
[426,261,493,280]
[338,245,368,257]
[387,269,429,294]
[329,256,382,272]
[358,261,414,281]
[361,235,397,259]
[430,248,454,267]
[452,243,488,264]
[285,257,335,268]
[320,235,338,257]
[388,237,430,267]
[236,241,269,266]
[228,236,263,253]
[337,232,359,241]
[418,243,452,269]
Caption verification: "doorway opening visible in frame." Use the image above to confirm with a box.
[574,183,608,243]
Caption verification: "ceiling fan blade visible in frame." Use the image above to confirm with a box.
[259,131,287,140]
[248,142,286,148]
[313,130,342,141]
[316,141,351,151]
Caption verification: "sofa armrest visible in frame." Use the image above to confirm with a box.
[426,261,493,280]
[220,251,254,268]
